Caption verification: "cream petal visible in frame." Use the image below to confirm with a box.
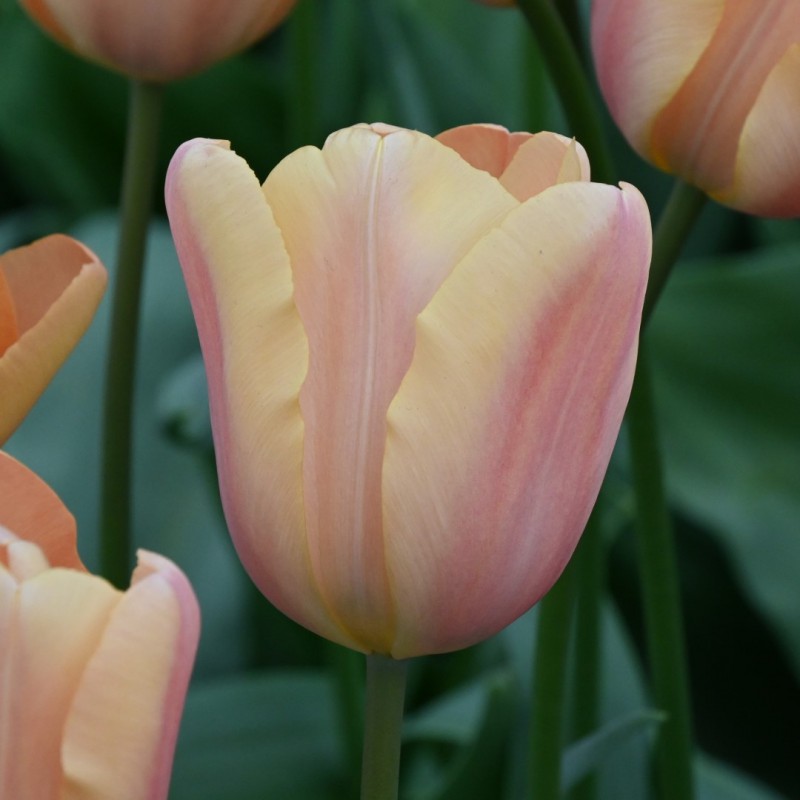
[0,235,106,445]
[725,43,800,217]
[0,451,83,570]
[165,139,358,649]
[61,551,199,800]
[591,0,723,155]
[383,182,651,658]
[0,569,119,798]
[264,125,517,651]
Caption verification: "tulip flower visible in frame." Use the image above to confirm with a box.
[592,0,800,217]
[166,122,651,659]
[0,235,106,445]
[18,0,297,81]
[0,450,200,799]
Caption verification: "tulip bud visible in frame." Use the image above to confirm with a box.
[18,0,297,81]
[0,235,106,444]
[592,0,800,217]
[0,451,200,800]
[166,122,651,658]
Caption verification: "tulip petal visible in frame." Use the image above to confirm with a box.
[61,551,199,800]
[165,139,360,649]
[0,235,106,445]
[0,270,18,357]
[264,125,518,651]
[0,451,83,570]
[0,567,119,798]
[592,0,723,155]
[435,124,532,178]
[383,182,650,657]
[21,0,297,80]
[725,43,800,217]
[650,0,800,194]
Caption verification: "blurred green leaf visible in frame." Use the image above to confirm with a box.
[650,243,800,678]
[697,754,787,800]
[562,709,665,793]
[158,353,213,452]
[171,671,345,800]
[403,671,515,800]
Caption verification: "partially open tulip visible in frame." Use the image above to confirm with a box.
[592,0,800,217]
[18,0,297,81]
[0,235,106,444]
[0,450,200,799]
[166,122,651,658]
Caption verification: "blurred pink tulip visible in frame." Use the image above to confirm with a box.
[592,0,800,217]
[19,0,297,81]
[0,450,199,800]
[0,235,106,444]
[166,122,651,658]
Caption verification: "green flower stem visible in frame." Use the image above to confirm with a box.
[530,557,578,800]
[627,345,695,800]
[516,0,615,185]
[288,0,318,146]
[100,79,164,587]
[361,654,408,800]
[643,181,707,324]
[568,507,605,800]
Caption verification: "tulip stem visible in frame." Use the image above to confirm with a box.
[530,555,578,800]
[100,79,164,587]
[568,506,605,800]
[627,345,695,800]
[516,0,615,185]
[360,654,408,800]
[643,181,707,324]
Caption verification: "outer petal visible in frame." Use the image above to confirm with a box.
[650,0,800,194]
[383,182,651,657]
[61,551,200,800]
[0,235,106,445]
[0,451,83,570]
[725,43,800,217]
[20,0,296,81]
[165,139,356,650]
[0,566,119,798]
[591,0,723,154]
[264,125,518,651]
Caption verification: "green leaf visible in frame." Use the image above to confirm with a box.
[403,671,516,800]
[561,709,665,793]
[697,754,787,800]
[650,243,800,678]
[171,671,345,800]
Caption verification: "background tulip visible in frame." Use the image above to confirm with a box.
[166,123,650,659]
[0,450,200,800]
[592,0,800,217]
[18,0,297,81]
[0,235,106,445]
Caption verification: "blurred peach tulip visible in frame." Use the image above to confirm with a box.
[0,235,106,444]
[592,0,800,217]
[18,0,297,81]
[166,122,651,658]
[0,450,199,800]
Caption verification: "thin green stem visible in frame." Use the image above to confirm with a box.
[100,79,164,587]
[530,557,578,800]
[627,346,695,800]
[516,0,615,184]
[568,507,605,800]
[287,0,318,146]
[361,655,408,800]
[643,181,707,324]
